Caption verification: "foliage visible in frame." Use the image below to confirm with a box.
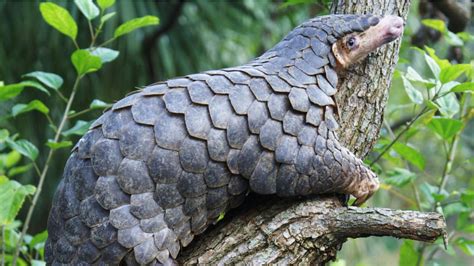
[370,19,474,266]
[0,1,158,264]
[0,1,472,265]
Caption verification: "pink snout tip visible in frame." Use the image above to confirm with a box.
[379,15,404,42]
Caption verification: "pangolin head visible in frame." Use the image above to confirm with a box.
[331,15,404,69]
[263,14,404,71]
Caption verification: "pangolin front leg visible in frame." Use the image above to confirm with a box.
[45,14,403,265]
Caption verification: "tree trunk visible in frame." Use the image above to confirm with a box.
[332,0,412,157]
[178,0,447,264]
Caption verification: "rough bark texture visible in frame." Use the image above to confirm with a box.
[332,0,411,157]
[178,196,446,265]
[176,0,447,265]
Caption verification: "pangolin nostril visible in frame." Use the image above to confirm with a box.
[387,16,404,37]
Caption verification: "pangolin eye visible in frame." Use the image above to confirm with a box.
[347,37,356,48]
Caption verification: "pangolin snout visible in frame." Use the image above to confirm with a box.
[380,15,404,42]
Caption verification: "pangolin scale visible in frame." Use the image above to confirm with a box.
[45,14,403,265]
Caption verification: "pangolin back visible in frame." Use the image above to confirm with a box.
[45,14,383,265]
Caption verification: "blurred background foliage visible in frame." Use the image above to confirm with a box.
[0,0,472,265]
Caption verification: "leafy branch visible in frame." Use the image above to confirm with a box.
[0,0,159,265]
[372,19,474,265]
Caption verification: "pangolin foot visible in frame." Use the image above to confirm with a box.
[351,172,379,206]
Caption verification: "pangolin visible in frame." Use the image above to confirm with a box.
[45,14,404,265]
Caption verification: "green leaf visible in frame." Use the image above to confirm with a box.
[39,2,77,40]
[0,178,36,225]
[8,164,33,177]
[419,182,449,204]
[399,240,418,266]
[420,46,451,68]
[6,139,39,161]
[23,71,63,91]
[20,80,51,95]
[30,230,48,252]
[97,0,115,10]
[427,117,463,140]
[431,189,449,202]
[423,99,439,110]
[113,16,159,38]
[101,12,116,23]
[438,81,460,94]
[31,260,46,266]
[329,259,346,266]
[444,202,469,217]
[392,142,425,170]
[402,76,423,104]
[0,129,9,142]
[457,213,474,233]
[216,212,225,222]
[384,168,417,188]
[405,67,433,85]
[2,151,21,170]
[0,83,25,102]
[1,151,21,168]
[11,100,49,117]
[2,254,28,266]
[435,93,459,118]
[439,64,471,83]
[454,238,474,256]
[451,82,474,93]
[445,31,463,46]
[422,19,446,33]
[89,47,119,63]
[457,32,474,42]
[424,53,441,78]
[424,46,451,70]
[46,140,73,150]
[62,120,92,137]
[460,190,474,208]
[74,0,99,20]
[71,49,102,75]
[89,99,112,109]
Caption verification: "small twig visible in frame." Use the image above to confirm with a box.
[370,106,429,166]
[67,108,93,119]
[417,91,470,265]
[437,94,468,195]
[97,37,115,47]
[55,90,68,103]
[32,163,41,177]
[12,76,83,265]
[385,107,423,211]
[88,21,95,41]
[45,114,58,133]
[72,39,80,50]
[91,11,104,47]
[412,184,422,210]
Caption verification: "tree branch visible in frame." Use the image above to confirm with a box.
[172,1,446,264]
[178,197,446,265]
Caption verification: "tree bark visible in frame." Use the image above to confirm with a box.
[332,0,411,157]
[178,0,448,265]
[178,197,446,265]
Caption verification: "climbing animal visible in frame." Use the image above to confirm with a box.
[45,13,404,265]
